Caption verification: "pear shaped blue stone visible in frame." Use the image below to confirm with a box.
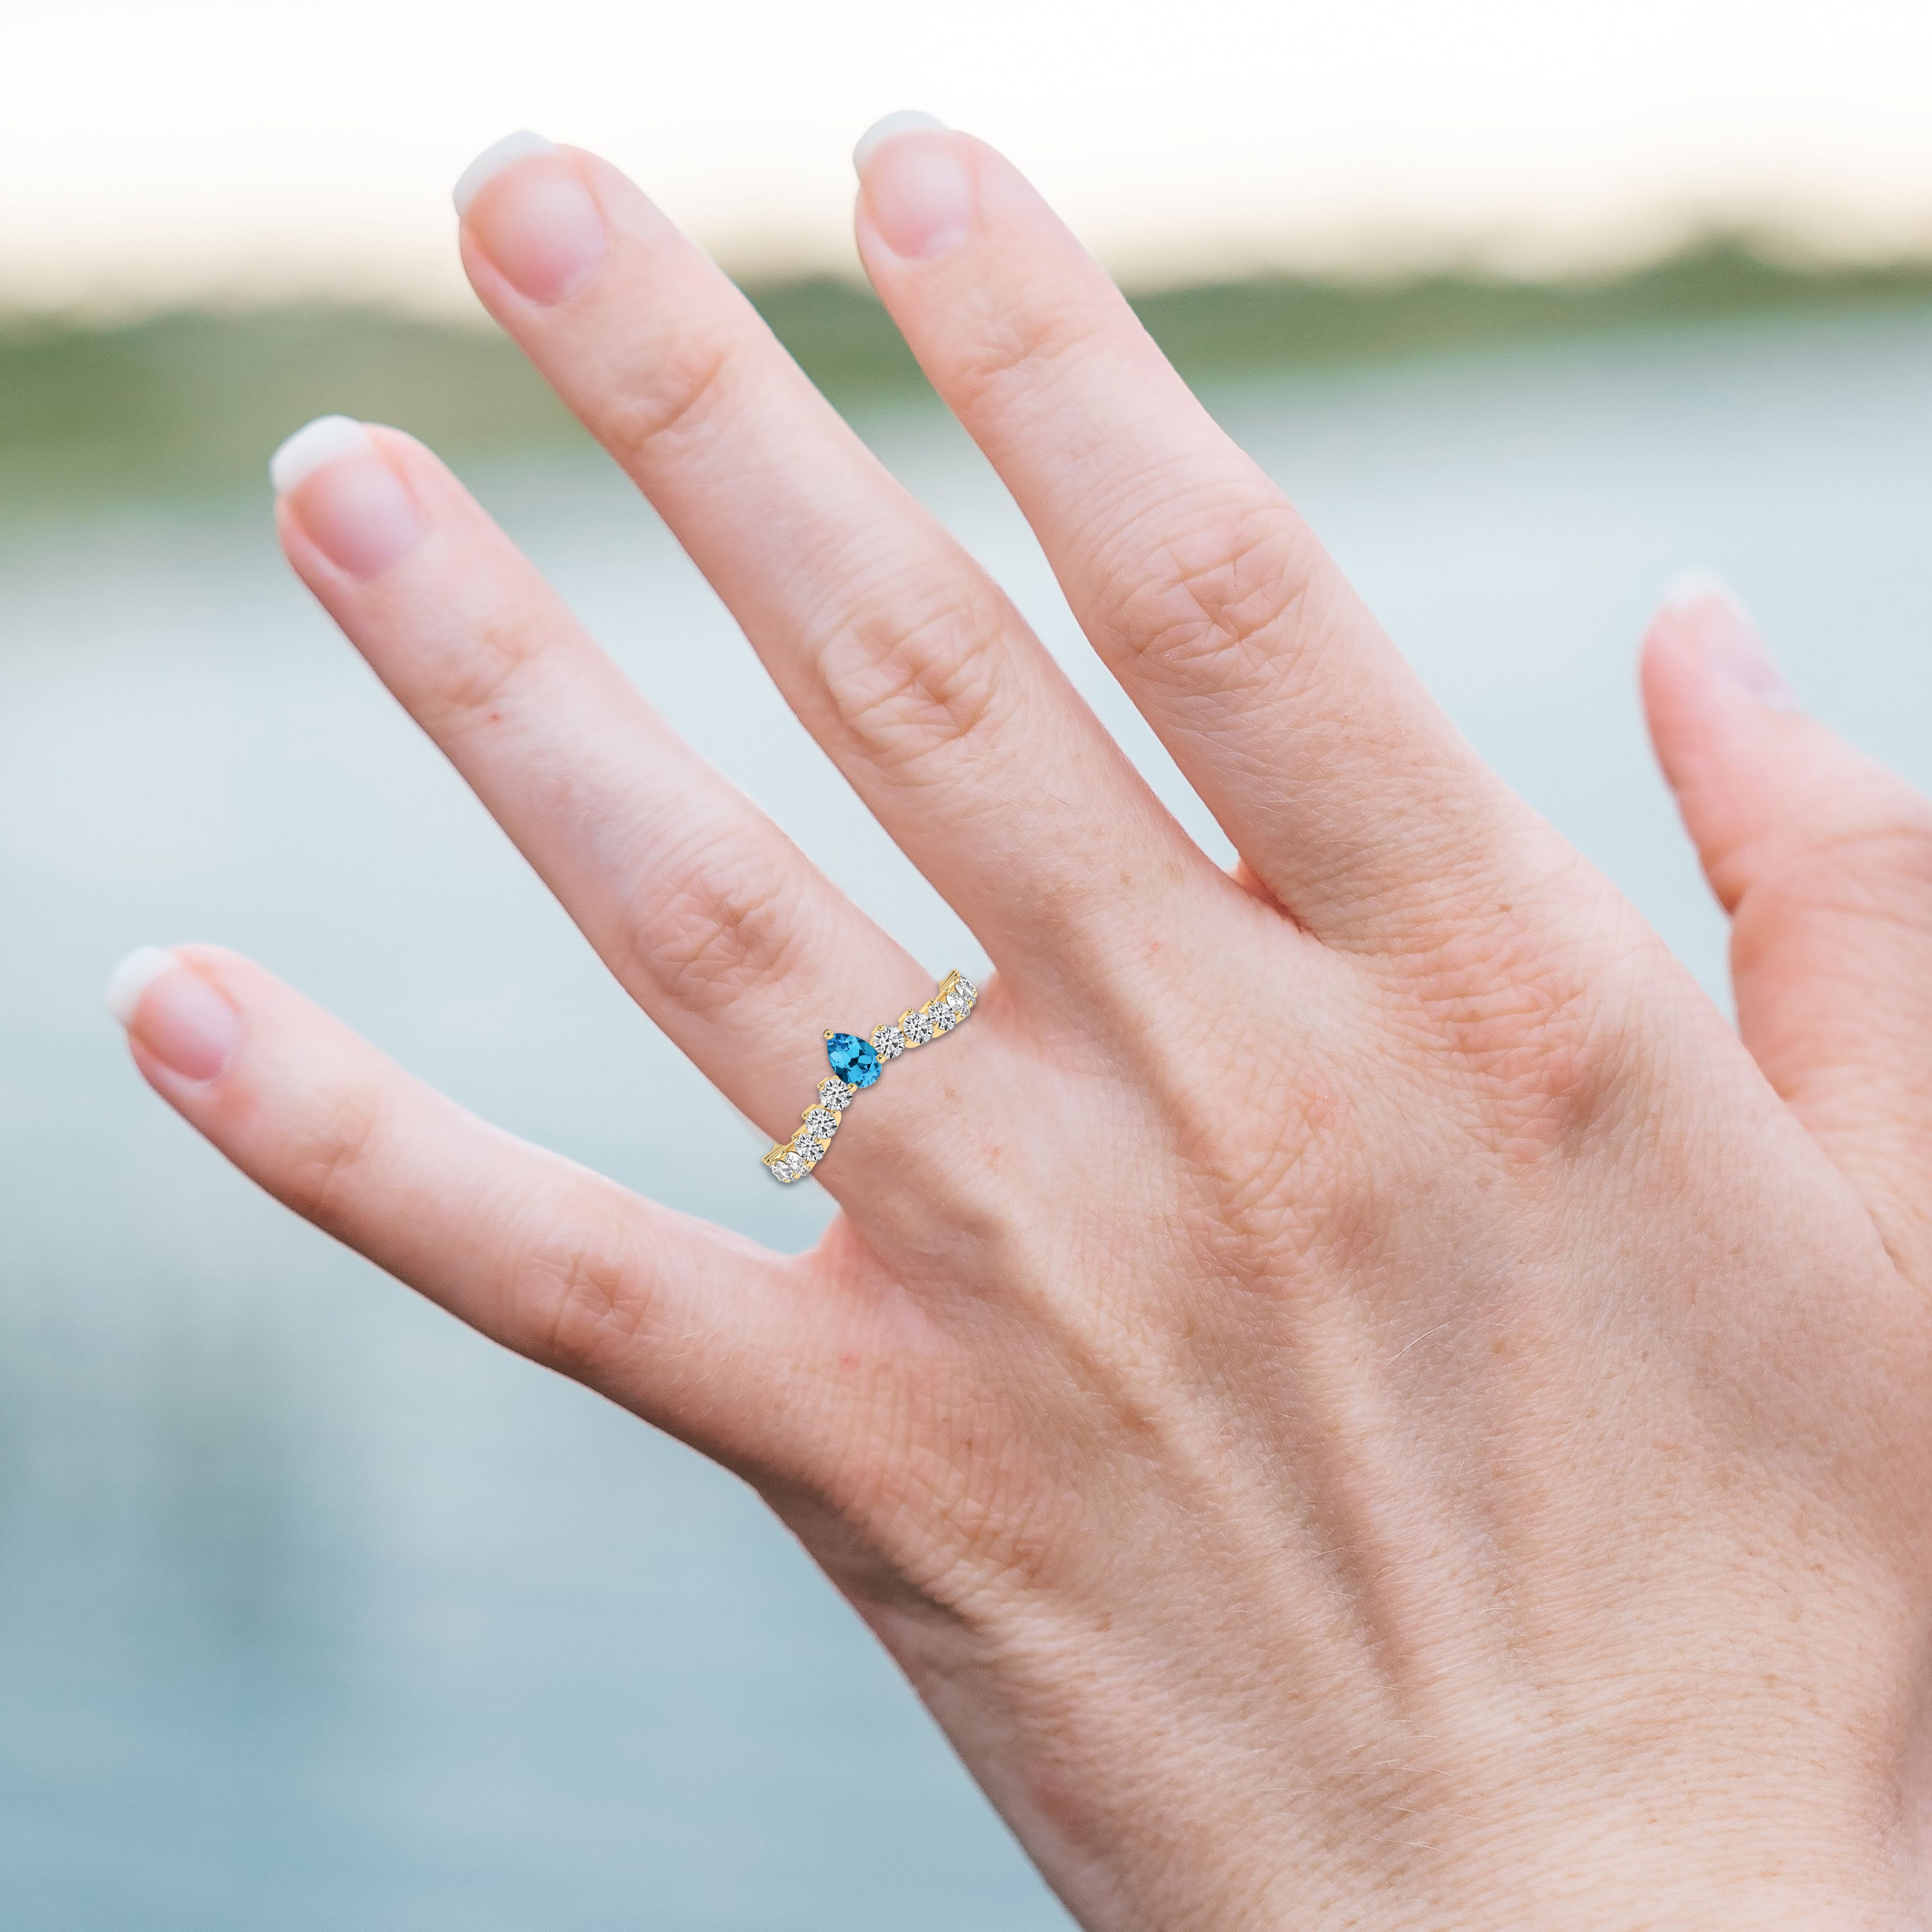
[825,1031,881,1089]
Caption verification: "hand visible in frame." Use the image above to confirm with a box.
[109,122,1932,1929]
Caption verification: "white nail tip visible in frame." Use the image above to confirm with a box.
[1661,567,1737,612]
[105,946,178,1027]
[852,110,948,176]
[269,415,372,494]
[452,130,559,216]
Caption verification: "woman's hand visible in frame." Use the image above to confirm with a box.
[110,122,1932,1929]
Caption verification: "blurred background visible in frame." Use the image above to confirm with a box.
[3,3,1931,1925]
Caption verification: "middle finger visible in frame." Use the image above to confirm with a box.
[853,125,1523,946]
[451,135,1221,984]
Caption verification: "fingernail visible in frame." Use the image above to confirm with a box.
[452,130,559,215]
[854,112,973,260]
[852,109,948,174]
[270,415,422,578]
[105,947,241,1083]
[1662,570,1800,710]
[455,130,606,305]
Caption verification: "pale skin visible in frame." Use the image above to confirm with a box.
[110,122,1932,1927]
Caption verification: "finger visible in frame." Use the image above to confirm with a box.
[268,413,928,1167]
[449,134,1217,979]
[105,942,851,1475]
[852,120,1521,940]
[1642,576,1932,1269]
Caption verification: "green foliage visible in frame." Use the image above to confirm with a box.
[4,246,1930,506]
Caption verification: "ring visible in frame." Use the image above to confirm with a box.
[762,970,979,1183]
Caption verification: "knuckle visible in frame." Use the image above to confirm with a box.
[600,337,739,466]
[503,1189,649,1382]
[1099,490,1327,696]
[633,829,817,1020]
[943,285,1105,422]
[1400,871,1640,1162]
[815,564,1009,776]
[278,1079,388,1235]
[414,601,545,736]
[1166,1043,1373,1281]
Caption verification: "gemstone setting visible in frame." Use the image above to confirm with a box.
[764,971,979,1183]
[825,1031,881,1089]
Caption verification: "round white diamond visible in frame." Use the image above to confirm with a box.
[818,1076,855,1110]
[804,1106,839,1138]
[903,1008,934,1045]
[871,1024,905,1060]
[928,1002,955,1033]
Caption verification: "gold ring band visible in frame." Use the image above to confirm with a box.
[763,970,978,1184]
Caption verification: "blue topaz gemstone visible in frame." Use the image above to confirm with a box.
[825,1031,881,1089]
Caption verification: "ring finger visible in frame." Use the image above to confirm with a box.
[271,415,927,1168]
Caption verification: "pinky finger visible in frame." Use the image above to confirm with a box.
[105,942,837,1478]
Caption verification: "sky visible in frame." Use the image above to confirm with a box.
[6,0,1932,319]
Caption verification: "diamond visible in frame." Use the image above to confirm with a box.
[818,1076,857,1111]
[825,1031,881,1089]
[803,1106,839,1139]
[902,1007,934,1046]
[871,1023,905,1061]
[928,1000,955,1034]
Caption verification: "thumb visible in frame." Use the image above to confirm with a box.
[1643,575,1932,1273]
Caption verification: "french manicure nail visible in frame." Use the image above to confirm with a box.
[455,130,606,305]
[1662,570,1800,710]
[852,109,948,175]
[270,416,423,579]
[855,112,973,260]
[105,947,241,1083]
[452,130,560,216]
